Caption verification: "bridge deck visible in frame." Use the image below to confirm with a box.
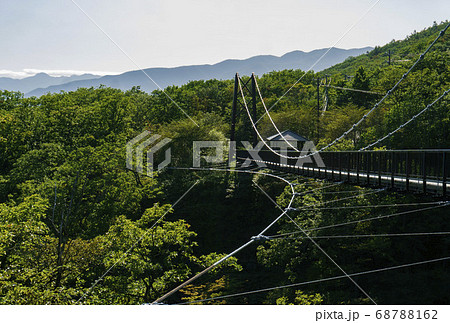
[263,161,448,196]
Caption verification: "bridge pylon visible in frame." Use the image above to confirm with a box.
[230,73,258,147]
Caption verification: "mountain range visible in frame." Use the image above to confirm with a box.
[1,47,372,97]
[0,73,101,95]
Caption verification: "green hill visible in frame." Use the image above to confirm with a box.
[322,20,449,76]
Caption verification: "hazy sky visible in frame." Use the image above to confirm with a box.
[1,0,449,78]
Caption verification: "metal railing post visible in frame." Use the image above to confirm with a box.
[405,151,410,192]
[391,151,395,189]
[422,152,427,193]
[378,152,382,187]
[356,152,360,185]
[331,153,334,181]
[317,163,320,178]
[347,153,351,183]
[443,151,447,197]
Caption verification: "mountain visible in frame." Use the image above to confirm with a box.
[0,73,101,94]
[25,47,372,97]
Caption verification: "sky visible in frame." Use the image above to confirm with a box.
[1,0,449,78]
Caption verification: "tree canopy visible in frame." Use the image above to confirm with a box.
[0,21,449,305]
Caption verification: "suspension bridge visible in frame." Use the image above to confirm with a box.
[151,22,450,304]
[230,22,450,197]
[242,149,449,197]
[80,22,450,305]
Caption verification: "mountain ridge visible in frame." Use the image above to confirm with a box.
[0,73,101,94]
[3,47,373,97]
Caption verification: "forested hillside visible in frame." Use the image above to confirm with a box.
[0,21,449,304]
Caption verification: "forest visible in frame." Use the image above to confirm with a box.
[0,21,449,305]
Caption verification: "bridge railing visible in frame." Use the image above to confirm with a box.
[238,149,449,196]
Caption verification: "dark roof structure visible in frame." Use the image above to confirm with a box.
[266,130,309,142]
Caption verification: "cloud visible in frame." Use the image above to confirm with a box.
[0,70,31,79]
[0,69,120,79]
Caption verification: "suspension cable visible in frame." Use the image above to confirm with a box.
[77,180,200,303]
[269,231,450,240]
[152,167,382,304]
[269,201,450,239]
[293,181,344,195]
[321,84,383,95]
[178,256,450,304]
[252,181,377,304]
[360,88,450,150]
[244,22,450,160]
[292,200,444,211]
[150,166,297,304]
[281,200,377,303]
[255,0,382,124]
[254,74,300,152]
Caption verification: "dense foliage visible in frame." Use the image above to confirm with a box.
[0,22,449,304]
